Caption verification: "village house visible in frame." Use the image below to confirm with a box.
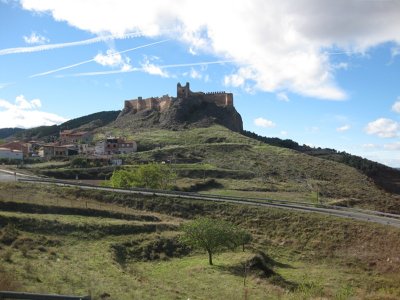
[1,141,30,158]
[95,137,137,155]
[0,147,23,160]
[59,130,93,145]
[77,143,94,155]
[39,143,78,159]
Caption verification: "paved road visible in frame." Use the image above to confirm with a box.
[0,169,19,182]
[16,178,400,228]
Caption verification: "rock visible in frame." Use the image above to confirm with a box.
[115,82,243,132]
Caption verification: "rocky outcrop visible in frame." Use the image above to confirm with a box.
[114,95,243,132]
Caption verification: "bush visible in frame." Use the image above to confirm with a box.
[109,163,176,190]
[180,217,251,265]
[0,224,19,245]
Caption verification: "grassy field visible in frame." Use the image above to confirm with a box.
[1,182,400,299]
[23,125,399,213]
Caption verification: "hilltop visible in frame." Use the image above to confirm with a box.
[0,128,25,139]
[89,125,399,213]
[2,111,120,141]
[2,83,400,213]
[242,130,400,195]
[114,82,243,132]
[1,182,400,299]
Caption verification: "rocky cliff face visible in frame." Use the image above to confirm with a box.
[115,96,243,132]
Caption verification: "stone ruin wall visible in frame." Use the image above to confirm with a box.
[123,95,173,114]
[123,82,233,114]
[203,92,233,107]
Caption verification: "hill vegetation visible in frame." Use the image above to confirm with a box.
[0,128,25,139]
[242,130,400,194]
[1,182,400,299]
[91,125,400,213]
[2,104,398,213]
[12,111,120,141]
[113,96,243,132]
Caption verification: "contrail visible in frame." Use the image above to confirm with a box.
[0,82,15,89]
[56,67,141,77]
[0,32,144,56]
[160,60,233,68]
[326,51,355,55]
[57,60,234,77]
[30,40,170,78]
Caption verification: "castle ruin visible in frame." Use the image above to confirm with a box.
[122,82,234,114]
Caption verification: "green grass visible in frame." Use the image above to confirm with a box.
[1,182,400,299]
[0,211,161,226]
[114,126,396,211]
[2,233,399,299]
[96,125,260,147]
[23,124,399,212]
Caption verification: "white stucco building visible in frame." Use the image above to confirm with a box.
[0,148,23,160]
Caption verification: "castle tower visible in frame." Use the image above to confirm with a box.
[177,82,190,98]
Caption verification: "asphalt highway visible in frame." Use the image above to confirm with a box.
[12,177,400,229]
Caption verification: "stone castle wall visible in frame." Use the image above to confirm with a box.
[203,92,233,106]
[123,82,233,114]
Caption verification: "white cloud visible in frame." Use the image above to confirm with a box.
[280,130,288,136]
[254,117,276,128]
[55,59,228,77]
[94,49,132,70]
[0,95,67,128]
[17,0,400,99]
[25,0,400,99]
[307,126,320,133]
[30,40,167,78]
[23,32,49,45]
[0,82,14,89]
[277,92,290,102]
[384,142,400,151]
[30,98,42,108]
[332,62,348,70]
[391,47,400,58]
[362,143,379,150]
[365,118,400,138]
[18,0,400,97]
[0,31,142,56]
[140,56,169,78]
[14,95,41,109]
[392,99,400,113]
[189,68,202,79]
[336,124,350,132]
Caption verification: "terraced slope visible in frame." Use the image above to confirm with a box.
[1,182,400,299]
[93,125,400,213]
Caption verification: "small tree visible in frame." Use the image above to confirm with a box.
[109,163,176,190]
[109,169,135,188]
[134,163,176,189]
[180,217,250,265]
[235,229,253,252]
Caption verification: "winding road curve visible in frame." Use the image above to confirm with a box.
[7,174,400,229]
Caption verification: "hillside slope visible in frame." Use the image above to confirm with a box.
[93,125,400,213]
[114,97,242,132]
[0,128,25,139]
[12,111,120,141]
[242,130,400,194]
[1,182,400,299]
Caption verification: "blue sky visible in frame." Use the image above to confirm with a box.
[0,0,400,167]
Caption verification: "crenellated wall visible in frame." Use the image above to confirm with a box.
[203,92,233,106]
[122,82,233,114]
[123,95,173,114]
